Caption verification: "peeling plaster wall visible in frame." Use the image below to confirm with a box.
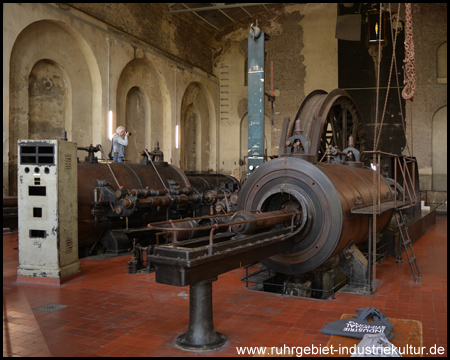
[28,60,68,140]
[213,4,338,177]
[66,3,215,74]
[299,4,339,95]
[3,3,218,195]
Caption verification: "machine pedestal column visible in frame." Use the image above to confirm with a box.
[175,278,228,352]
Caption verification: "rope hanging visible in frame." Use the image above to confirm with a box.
[374,3,401,151]
[371,3,416,285]
[388,3,412,157]
[374,3,416,154]
[371,4,384,284]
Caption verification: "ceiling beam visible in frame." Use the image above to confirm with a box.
[213,4,237,23]
[180,3,221,31]
[168,3,278,14]
[240,6,253,17]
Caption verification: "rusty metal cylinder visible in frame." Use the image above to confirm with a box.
[186,174,241,193]
[129,188,167,197]
[76,161,241,251]
[231,207,300,235]
[138,194,201,207]
[77,161,190,248]
[164,219,200,242]
[128,187,193,198]
[3,196,18,208]
[161,214,231,242]
[237,157,393,274]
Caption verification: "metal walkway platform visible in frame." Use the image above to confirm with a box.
[351,200,412,215]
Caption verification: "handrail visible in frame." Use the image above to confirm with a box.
[363,150,417,212]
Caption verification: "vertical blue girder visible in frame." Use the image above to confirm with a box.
[247,27,265,176]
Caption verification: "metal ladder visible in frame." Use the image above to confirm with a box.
[394,210,423,283]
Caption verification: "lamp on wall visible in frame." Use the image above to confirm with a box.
[175,124,179,149]
[368,11,385,43]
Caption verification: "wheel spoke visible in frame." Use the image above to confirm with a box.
[287,89,365,163]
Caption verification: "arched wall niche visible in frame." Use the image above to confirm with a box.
[116,58,167,162]
[179,82,216,173]
[28,59,69,140]
[432,106,447,191]
[124,86,150,163]
[8,19,101,195]
[181,103,200,172]
[436,42,447,83]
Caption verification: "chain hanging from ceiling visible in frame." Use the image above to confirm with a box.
[402,3,416,101]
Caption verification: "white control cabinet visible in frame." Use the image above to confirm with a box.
[17,140,80,284]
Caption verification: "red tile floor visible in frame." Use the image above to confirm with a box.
[3,215,447,357]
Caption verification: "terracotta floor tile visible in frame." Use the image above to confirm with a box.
[3,215,447,356]
[106,348,130,357]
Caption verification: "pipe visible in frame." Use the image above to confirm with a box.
[231,206,301,235]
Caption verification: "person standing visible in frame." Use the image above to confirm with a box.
[111,126,130,162]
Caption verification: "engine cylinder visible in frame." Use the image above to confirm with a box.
[237,157,393,274]
[77,161,190,248]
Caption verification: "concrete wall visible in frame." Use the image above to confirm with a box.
[3,3,218,195]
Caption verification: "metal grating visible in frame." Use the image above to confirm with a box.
[33,303,68,312]
[167,3,288,33]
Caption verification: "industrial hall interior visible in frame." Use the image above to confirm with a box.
[3,3,447,357]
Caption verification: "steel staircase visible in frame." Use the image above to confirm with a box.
[394,209,423,283]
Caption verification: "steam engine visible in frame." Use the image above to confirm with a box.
[144,110,407,351]
[147,138,395,287]
[77,149,240,257]
[12,88,416,352]
[237,156,393,275]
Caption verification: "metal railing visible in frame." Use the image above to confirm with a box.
[364,150,418,212]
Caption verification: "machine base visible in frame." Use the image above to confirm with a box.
[173,278,228,352]
[174,332,228,352]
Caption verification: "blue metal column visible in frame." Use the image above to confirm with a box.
[247,25,266,176]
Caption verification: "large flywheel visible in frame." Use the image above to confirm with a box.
[288,89,367,163]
